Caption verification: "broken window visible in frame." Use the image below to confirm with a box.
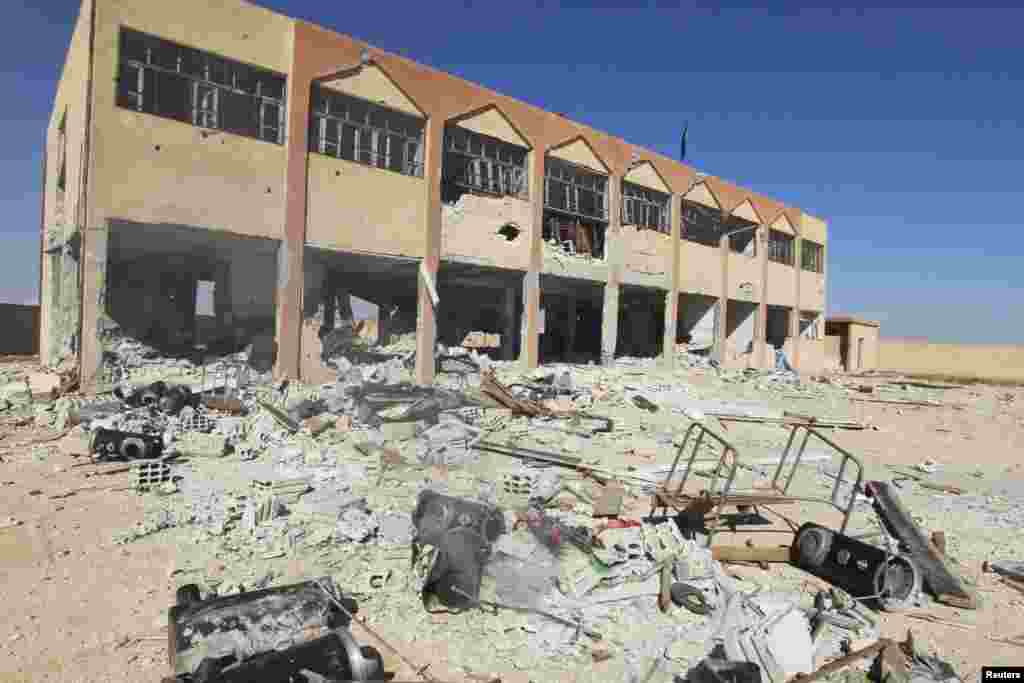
[309,88,425,177]
[544,159,608,222]
[768,229,794,266]
[542,212,606,259]
[622,182,670,233]
[681,201,723,247]
[116,28,286,144]
[442,126,527,201]
[728,225,757,256]
[801,240,824,273]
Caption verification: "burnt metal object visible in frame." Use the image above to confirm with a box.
[670,582,712,615]
[474,441,582,468]
[90,427,164,460]
[863,480,978,609]
[167,578,382,682]
[792,522,921,611]
[692,658,762,683]
[651,424,865,539]
[119,381,195,416]
[350,384,467,427]
[411,490,505,610]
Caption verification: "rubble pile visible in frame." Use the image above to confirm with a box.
[6,341,1020,683]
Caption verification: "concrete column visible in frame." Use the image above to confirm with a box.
[662,193,682,367]
[39,249,53,367]
[503,285,516,361]
[792,234,802,368]
[215,260,232,331]
[756,225,769,368]
[414,117,444,385]
[79,224,109,391]
[716,209,730,366]
[566,293,577,356]
[275,67,314,380]
[600,174,623,366]
[521,147,545,369]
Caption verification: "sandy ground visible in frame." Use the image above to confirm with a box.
[1,354,1023,683]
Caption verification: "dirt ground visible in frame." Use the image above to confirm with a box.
[1,354,1023,683]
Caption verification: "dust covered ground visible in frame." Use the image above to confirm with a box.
[2,350,1023,683]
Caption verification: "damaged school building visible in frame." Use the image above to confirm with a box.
[40,0,827,391]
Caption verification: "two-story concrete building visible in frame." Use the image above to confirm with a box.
[40,0,829,389]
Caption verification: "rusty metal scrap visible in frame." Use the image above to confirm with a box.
[480,369,549,417]
[788,638,893,683]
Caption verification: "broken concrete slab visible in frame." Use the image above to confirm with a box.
[175,433,228,459]
[0,381,31,407]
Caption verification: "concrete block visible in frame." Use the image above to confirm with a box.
[28,372,62,400]
[303,415,333,437]
[177,433,228,458]
[380,421,420,443]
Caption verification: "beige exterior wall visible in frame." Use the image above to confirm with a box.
[306,154,426,258]
[45,0,92,238]
[621,227,672,277]
[766,261,796,306]
[455,108,528,148]
[678,241,719,295]
[800,269,826,312]
[728,252,761,302]
[824,335,842,371]
[41,0,94,366]
[846,322,879,372]
[87,0,294,237]
[879,340,1024,383]
[785,336,826,375]
[548,139,608,174]
[801,213,828,245]
[322,65,422,116]
[624,163,669,193]
[441,193,532,270]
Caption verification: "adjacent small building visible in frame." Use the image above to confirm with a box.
[825,316,880,373]
[40,0,829,389]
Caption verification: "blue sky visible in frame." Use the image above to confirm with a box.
[3,1,1021,343]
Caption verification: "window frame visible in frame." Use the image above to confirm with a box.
[801,239,824,273]
[543,158,608,223]
[767,229,795,266]
[621,181,670,233]
[115,27,287,145]
[442,125,528,200]
[309,87,425,178]
[680,201,724,248]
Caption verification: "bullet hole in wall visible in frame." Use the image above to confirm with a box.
[498,223,521,242]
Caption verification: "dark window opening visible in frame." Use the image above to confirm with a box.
[728,224,757,256]
[442,126,528,202]
[309,88,424,178]
[622,181,670,233]
[768,229,794,266]
[544,158,608,223]
[542,211,606,260]
[681,201,724,247]
[801,240,824,273]
[115,27,286,144]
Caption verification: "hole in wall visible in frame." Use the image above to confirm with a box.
[154,145,161,151]
[497,223,521,242]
